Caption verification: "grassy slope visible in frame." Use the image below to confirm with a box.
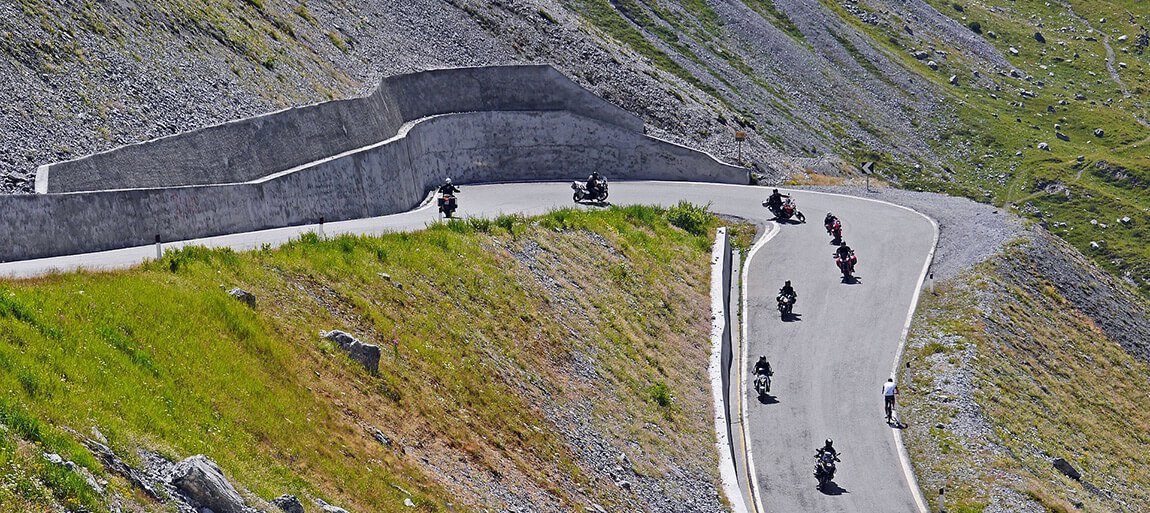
[902,240,1150,512]
[0,206,731,512]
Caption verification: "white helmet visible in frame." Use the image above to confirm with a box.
[445,177,452,184]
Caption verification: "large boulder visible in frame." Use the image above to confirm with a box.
[322,330,381,374]
[316,498,353,513]
[227,288,256,308]
[272,495,305,513]
[1053,458,1081,480]
[169,455,248,513]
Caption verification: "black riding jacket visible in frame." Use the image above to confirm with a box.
[438,184,460,195]
[835,245,854,259]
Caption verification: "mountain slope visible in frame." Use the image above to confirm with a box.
[0,207,740,512]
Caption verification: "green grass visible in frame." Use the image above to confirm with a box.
[0,206,730,511]
[902,244,1150,511]
[819,0,1150,295]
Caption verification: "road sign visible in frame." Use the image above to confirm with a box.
[735,130,747,141]
[861,161,875,174]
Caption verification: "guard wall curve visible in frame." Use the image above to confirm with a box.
[3,109,746,262]
[38,65,645,193]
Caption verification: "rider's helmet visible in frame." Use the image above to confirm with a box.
[784,280,791,287]
[772,189,780,194]
[826,212,833,218]
[839,240,847,247]
[758,355,767,363]
[825,439,834,448]
[444,177,453,184]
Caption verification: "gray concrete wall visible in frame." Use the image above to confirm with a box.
[39,65,643,193]
[3,110,745,262]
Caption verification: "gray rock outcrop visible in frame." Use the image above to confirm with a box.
[272,495,306,513]
[1053,457,1081,480]
[169,455,248,513]
[322,330,381,374]
[227,288,257,308]
[316,498,353,513]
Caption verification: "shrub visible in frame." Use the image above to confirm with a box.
[665,201,712,236]
[968,21,982,34]
[649,381,672,407]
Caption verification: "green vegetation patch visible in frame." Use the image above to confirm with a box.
[902,245,1150,511]
[0,206,732,511]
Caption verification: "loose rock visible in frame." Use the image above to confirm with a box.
[169,455,248,513]
[322,330,381,374]
[316,498,353,513]
[272,495,306,513]
[227,288,256,308]
[1053,458,1082,480]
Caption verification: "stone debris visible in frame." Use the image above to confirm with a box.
[168,455,249,513]
[322,330,381,374]
[1053,458,1082,480]
[316,498,353,513]
[272,495,306,513]
[227,287,256,308]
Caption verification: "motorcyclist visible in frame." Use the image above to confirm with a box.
[765,189,789,213]
[824,212,839,231]
[815,439,839,460]
[438,177,460,196]
[778,280,797,302]
[754,356,772,376]
[586,171,606,197]
[835,241,854,261]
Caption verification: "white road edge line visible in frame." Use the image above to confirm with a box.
[739,221,780,513]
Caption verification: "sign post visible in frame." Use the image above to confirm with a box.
[735,130,747,164]
[861,161,875,192]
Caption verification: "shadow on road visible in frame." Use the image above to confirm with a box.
[841,275,862,285]
[782,312,803,322]
[757,394,779,405]
[819,482,850,496]
[887,419,907,429]
[576,200,611,207]
[770,217,805,225]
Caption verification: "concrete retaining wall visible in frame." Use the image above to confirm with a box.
[38,65,645,193]
[2,110,746,262]
[709,228,748,513]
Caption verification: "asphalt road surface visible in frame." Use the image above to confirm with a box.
[743,190,935,512]
[0,182,937,512]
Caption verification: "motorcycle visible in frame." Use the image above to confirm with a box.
[835,251,856,279]
[814,451,840,490]
[825,219,842,244]
[572,180,609,203]
[766,197,805,222]
[776,293,795,316]
[754,372,771,398]
[438,193,458,218]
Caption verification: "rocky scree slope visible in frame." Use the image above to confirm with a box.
[0,207,732,512]
[0,0,969,194]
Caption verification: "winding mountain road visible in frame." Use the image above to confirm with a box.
[0,182,937,512]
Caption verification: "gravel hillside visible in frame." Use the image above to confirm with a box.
[0,0,989,193]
